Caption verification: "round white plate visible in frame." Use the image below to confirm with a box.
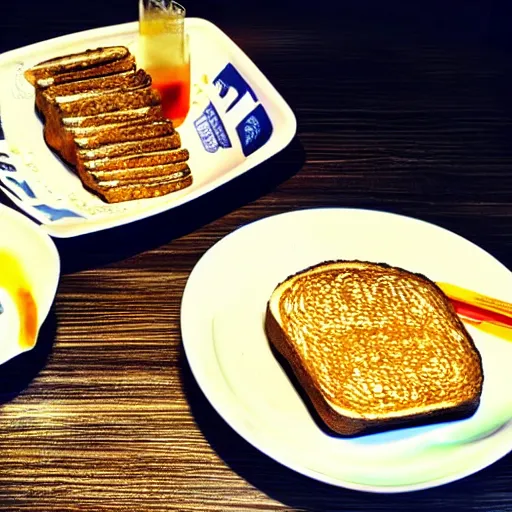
[0,203,60,365]
[181,208,512,493]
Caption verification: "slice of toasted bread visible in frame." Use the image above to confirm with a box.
[73,120,175,150]
[36,69,150,115]
[76,133,181,163]
[87,171,193,203]
[81,148,190,172]
[88,161,190,182]
[94,166,190,188]
[265,260,484,436]
[24,46,135,88]
[61,105,164,129]
[56,85,160,118]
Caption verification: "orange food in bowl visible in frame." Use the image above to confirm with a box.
[0,250,38,349]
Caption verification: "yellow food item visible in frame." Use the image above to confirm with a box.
[0,250,38,349]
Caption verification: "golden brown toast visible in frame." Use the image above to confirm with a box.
[76,133,182,163]
[265,260,484,436]
[73,120,176,151]
[86,169,193,203]
[24,46,135,88]
[88,161,190,182]
[61,105,164,129]
[56,85,160,118]
[36,69,151,118]
[81,148,190,172]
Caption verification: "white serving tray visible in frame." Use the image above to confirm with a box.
[0,19,296,237]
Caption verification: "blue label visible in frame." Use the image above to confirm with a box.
[213,63,258,113]
[5,176,36,198]
[195,63,274,157]
[32,204,84,221]
[0,158,16,173]
[194,102,232,153]
[236,104,273,157]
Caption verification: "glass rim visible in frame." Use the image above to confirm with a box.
[142,0,186,16]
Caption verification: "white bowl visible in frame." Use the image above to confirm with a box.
[0,203,60,365]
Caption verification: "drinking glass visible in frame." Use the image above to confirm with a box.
[139,0,191,127]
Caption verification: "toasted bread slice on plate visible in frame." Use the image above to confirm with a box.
[23,46,136,88]
[265,260,484,436]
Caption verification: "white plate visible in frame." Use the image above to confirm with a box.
[0,203,60,365]
[181,208,512,493]
[0,19,296,237]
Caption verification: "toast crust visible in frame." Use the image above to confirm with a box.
[265,260,484,436]
[89,173,193,203]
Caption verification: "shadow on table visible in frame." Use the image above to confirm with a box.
[43,137,305,274]
[180,347,511,512]
[0,306,57,404]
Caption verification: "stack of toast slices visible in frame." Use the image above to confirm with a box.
[24,46,192,204]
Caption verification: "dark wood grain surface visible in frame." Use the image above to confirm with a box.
[1,1,512,510]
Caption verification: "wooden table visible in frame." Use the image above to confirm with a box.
[1,1,511,510]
